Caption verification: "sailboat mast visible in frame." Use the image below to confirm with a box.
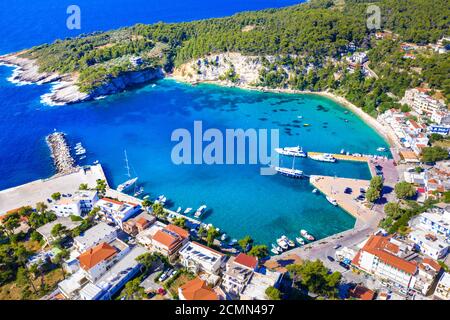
[124,150,131,178]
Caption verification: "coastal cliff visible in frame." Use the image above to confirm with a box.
[0,53,164,105]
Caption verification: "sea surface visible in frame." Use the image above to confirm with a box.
[0,0,390,246]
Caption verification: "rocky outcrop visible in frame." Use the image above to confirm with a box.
[0,52,164,105]
[172,52,263,86]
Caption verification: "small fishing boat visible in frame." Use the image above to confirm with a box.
[340,149,345,154]
[229,239,238,246]
[303,123,310,127]
[194,205,207,218]
[184,208,193,214]
[312,188,318,194]
[176,207,182,213]
[79,155,86,160]
[155,195,167,205]
[93,160,99,164]
[296,237,305,245]
[377,147,387,152]
[276,237,289,250]
[221,233,228,241]
[300,230,315,241]
[326,196,338,206]
[271,248,280,255]
[297,116,303,119]
[271,243,282,253]
[133,186,145,197]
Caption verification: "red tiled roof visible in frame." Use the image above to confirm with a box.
[136,217,149,227]
[78,242,117,270]
[152,229,183,250]
[234,253,258,269]
[166,224,189,239]
[360,236,417,275]
[421,258,442,272]
[349,285,375,300]
[179,278,218,300]
[101,198,124,205]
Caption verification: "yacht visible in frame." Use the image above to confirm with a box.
[326,196,338,206]
[194,205,207,218]
[273,154,304,179]
[275,146,307,157]
[296,237,305,245]
[184,208,193,214]
[300,230,315,241]
[117,150,138,193]
[309,153,336,163]
[276,237,289,250]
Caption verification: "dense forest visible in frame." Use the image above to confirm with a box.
[21,0,449,113]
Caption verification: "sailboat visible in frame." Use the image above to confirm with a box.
[273,155,303,179]
[117,150,138,193]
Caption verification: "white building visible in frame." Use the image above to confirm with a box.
[401,88,447,115]
[51,191,99,217]
[434,272,450,300]
[431,110,450,125]
[408,229,449,260]
[222,253,258,297]
[418,206,450,239]
[95,198,140,228]
[73,222,118,253]
[179,241,226,276]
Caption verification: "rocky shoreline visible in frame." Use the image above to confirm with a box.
[46,132,78,175]
[0,52,164,106]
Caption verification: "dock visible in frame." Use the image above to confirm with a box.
[46,132,77,175]
[307,151,369,162]
[0,164,107,214]
[309,175,372,224]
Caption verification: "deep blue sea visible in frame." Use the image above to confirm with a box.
[0,0,390,246]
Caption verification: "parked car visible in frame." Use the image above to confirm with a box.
[333,244,341,250]
[344,187,352,194]
[339,262,350,270]
[158,272,169,282]
[327,256,335,262]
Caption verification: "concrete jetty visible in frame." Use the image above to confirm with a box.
[307,151,369,162]
[46,132,77,175]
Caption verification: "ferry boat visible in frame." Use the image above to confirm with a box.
[194,205,207,218]
[296,237,305,245]
[117,150,138,193]
[326,196,338,206]
[184,208,192,214]
[309,153,336,163]
[275,146,307,157]
[377,147,387,152]
[300,230,315,241]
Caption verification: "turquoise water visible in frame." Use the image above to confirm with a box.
[0,0,391,246]
[0,69,390,245]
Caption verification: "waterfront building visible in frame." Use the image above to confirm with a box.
[178,277,219,300]
[431,110,450,125]
[408,229,449,260]
[95,198,140,228]
[179,241,226,278]
[434,272,450,300]
[417,206,450,239]
[51,199,82,217]
[149,224,189,261]
[221,253,258,297]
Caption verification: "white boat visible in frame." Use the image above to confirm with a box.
[221,234,228,241]
[229,239,238,246]
[273,154,303,179]
[117,177,138,193]
[287,239,295,247]
[93,160,99,164]
[117,150,138,193]
[79,155,86,160]
[312,188,318,193]
[194,205,207,218]
[326,196,338,206]
[377,147,387,152]
[155,195,167,205]
[275,146,307,157]
[340,149,345,154]
[184,208,192,214]
[309,153,336,163]
[297,116,303,119]
[300,230,315,241]
[276,237,289,250]
[296,237,305,245]
[271,248,280,255]
[133,187,145,197]
[176,207,182,213]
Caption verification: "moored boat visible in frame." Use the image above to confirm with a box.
[275,146,307,157]
[184,208,192,214]
[300,230,315,241]
[309,153,336,163]
[296,237,305,245]
[194,205,207,218]
[326,196,338,206]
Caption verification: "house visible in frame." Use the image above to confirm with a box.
[95,198,140,228]
[431,110,450,125]
[349,285,375,300]
[414,258,442,295]
[179,241,226,278]
[178,277,218,300]
[240,269,282,300]
[222,253,258,297]
[352,235,418,290]
[51,191,99,217]
[122,212,156,236]
[408,229,449,260]
[36,217,82,245]
[434,272,450,300]
[78,239,130,282]
[73,222,117,253]
[401,88,447,116]
[417,206,450,238]
[150,224,189,261]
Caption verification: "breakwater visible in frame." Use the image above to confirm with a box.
[46,132,77,175]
